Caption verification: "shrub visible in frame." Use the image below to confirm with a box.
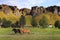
[0,18,2,26]
[19,15,26,28]
[31,16,37,27]
[11,23,16,28]
[1,18,12,28]
[39,16,48,28]
[15,21,20,28]
[11,21,20,28]
[54,20,60,28]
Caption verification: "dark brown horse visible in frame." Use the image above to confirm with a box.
[12,28,21,34]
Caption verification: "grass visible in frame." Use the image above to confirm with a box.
[0,34,60,40]
[25,15,32,26]
[0,27,60,40]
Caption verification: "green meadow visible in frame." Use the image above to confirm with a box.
[0,27,60,40]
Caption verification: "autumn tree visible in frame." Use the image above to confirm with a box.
[1,18,12,28]
[19,15,26,28]
[39,16,48,28]
[54,20,60,28]
[31,16,38,27]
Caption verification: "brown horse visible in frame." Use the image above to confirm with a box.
[20,28,30,34]
[12,28,21,34]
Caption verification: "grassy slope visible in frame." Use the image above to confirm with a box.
[0,11,20,23]
[36,13,60,25]
[0,11,60,25]
[25,15,32,26]
[0,35,60,40]
[0,28,60,40]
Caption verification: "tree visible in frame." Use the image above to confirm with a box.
[1,18,12,28]
[11,23,16,28]
[54,20,60,28]
[39,16,48,28]
[15,21,20,27]
[31,16,37,27]
[0,18,2,22]
[0,18,2,26]
[11,21,20,28]
[19,15,26,28]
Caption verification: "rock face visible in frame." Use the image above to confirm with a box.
[38,6,46,14]
[20,8,30,15]
[30,6,46,16]
[8,6,15,13]
[30,6,60,16]
[30,6,38,16]
[46,6,60,15]
[0,4,20,16]
[0,5,2,12]
[0,4,60,16]
[13,6,20,16]
[9,6,20,16]
[0,5,2,9]
[2,4,11,15]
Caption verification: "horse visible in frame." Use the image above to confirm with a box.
[20,28,30,34]
[12,28,21,34]
[12,28,30,34]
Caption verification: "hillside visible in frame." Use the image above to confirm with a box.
[0,4,60,26]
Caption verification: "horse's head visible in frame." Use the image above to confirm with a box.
[20,28,24,32]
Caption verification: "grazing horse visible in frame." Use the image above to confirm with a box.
[12,28,21,34]
[20,28,30,34]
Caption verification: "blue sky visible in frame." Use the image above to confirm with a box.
[0,0,60,9]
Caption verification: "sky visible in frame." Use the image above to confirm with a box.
[0,0,60,9]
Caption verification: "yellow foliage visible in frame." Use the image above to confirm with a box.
[36,13,60,25]
[0,11,21,23]
[0,11,60,26]
[25,15,32,26]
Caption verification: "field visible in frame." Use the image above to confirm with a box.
[0,27,60,40]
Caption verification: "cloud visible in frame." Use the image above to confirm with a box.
[0,0,45,9]
[56,2,60,6]
[0,0,60,9]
